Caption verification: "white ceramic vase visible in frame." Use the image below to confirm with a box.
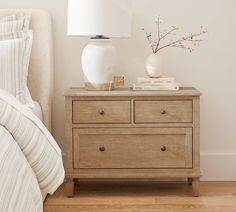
[145,54,164,78]
[81,39,117,85]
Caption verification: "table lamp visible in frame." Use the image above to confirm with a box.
[67,0,133,90]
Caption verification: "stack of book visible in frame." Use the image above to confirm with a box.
[132,77,179,91]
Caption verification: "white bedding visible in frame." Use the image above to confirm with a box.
[32,101,43,121]
[0,89,64,212]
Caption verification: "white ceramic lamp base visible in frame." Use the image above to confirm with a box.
[81,39,117,90]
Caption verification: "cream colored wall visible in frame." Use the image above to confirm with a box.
[0,0,236,180]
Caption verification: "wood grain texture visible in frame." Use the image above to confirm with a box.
[64,178,74,197]
[135,100,192,123]
[65,96,73,173]
[192,177,200,197]
[192,98,200,173]
[72,100,131,124]
[67,169,201,179]
[73,128,192,169]
[65,87,201,197]
[44,182,236,212]
[65,87,202,97]
[84,82,114,91]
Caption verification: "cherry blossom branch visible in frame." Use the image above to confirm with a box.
[155,16,161,50]
[170,45,192,50]
[161,27,178,41]
[142,16,208,54]
[154,27,178,53]
[156,31,207,52]
[145,32,155,53]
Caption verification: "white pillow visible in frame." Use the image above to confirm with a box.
[0,14,30,33]
[0,14,17,21]
[0,30,33,107]
[0,13,29,21]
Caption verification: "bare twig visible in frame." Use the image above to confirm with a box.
[142,16,207,54]
[156,31,207,52]
[155,16,161,51]
[145,32,155,53]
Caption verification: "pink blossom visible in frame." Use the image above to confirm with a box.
[142,15,207,54]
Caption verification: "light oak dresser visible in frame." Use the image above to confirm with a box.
[65,87,201,197]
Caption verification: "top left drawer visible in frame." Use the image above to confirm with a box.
[72,101,131,124]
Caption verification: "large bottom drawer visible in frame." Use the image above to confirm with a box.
[73,128,192,169]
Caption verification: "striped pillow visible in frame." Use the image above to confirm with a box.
[0,14,17,21]
[0,14,30,33]
[0,30,33,106]
[0,13,29,21]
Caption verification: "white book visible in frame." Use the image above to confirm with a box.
[135,82,175,86]
[132,83,179,91]
[137,77,175,84]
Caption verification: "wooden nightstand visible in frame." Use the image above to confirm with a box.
[65,87,201,197]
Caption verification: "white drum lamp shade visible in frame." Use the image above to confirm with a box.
[67,0,132,37]
[67,0,133,90]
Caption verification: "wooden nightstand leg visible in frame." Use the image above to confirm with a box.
[65,178,75,197]
[192,178,200,197]
[187,177,193,185]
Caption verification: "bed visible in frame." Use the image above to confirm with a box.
[0,9,53,131]
[0,9,64,212]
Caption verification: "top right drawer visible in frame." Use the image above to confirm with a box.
[134,100,193,123]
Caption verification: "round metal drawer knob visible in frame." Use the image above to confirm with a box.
[161,145,167,152]
[99,146,106,152]
[99,110,105,115]
[161,110,166,115]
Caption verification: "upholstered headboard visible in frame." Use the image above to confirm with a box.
[0,9,53,131]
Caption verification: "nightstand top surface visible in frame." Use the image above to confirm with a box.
[65,87,201,97]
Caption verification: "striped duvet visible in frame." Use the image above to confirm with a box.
[0,89,65,212]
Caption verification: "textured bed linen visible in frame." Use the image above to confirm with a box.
[0,14,31,33]
[32,101,43,121]
[0,89,64,212]
[0,126,42,212]
[0,30,33,107]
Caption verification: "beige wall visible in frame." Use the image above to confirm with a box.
[0,0,236,180]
